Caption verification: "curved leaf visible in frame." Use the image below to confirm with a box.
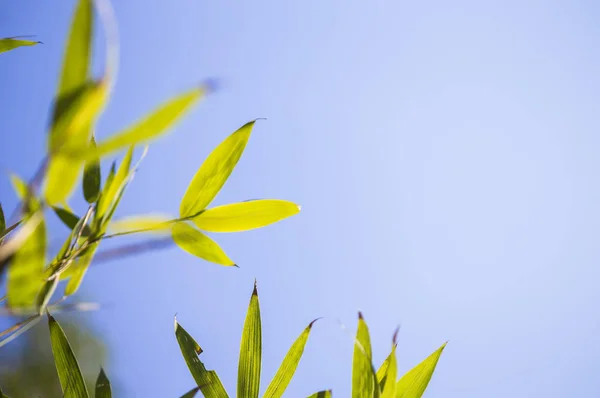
[180,121,255,217]
[263,319,318,398]
[307,391,332,398]
[0,38,40,54]
[172,223,234,266]
[396,343,446,398]
[352,313,375,398]
[180,387,201,398]
[95,368,112,398]
[238,282,262,398]
[83,136,101,203]
[174,318,229,398]
[96,146,134,223]
[193,199,300,233]
[64,241,99,296]
[48,314,89,398]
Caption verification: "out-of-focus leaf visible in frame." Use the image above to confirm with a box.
[307,391,332,398]
[264,319,318,398]
[0,38,40,54]
[172,223,234,266]
[379,345,397,398]
[180,387,201,398]
[6,214,46,309]
[352,313,375,398]
[174,318,229,398]
[64,241,98,296]
[192,199,300,233]
[396,343,446,398]
[96,146,133,223]
[0,221,20,242]
[0,212,42,265]
[10,173,29,200]
[52,206,91,237]
[180,121,255,218]
[238,282,262,398]
[108,214,174,235]
[48,314,90,398]
[36,276,59,315]
[88,87,206,159]
[0,386,11,397]
[0,202,5,232]
[83,136,101,203]
[95,368,111,398]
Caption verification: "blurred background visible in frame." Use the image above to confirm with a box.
[2,0,600,396]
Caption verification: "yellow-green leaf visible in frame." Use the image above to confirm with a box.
[95,368,112,398]
[64,241,99,296]
[89,87,206,159]
[108,214,174,235]
[83,136,101,203]
[174,318,229,398]
[36,276,59,315]
[171,223,235,266]
[52,206,91,237]
[307,391,332,398]
[264,319,318,398]
[180,121,255,218]
[10,173,29,200]
[379,345,397,398]
[0,38,40,54]
[6,215,46,309]
[396,343,446,398]
[96,146,134,224]
[48,314,90,398]
[238,282,262,398]
[352,313,375,398]
[193,199,300,233]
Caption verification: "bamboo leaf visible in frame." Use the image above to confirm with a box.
[263,319,318,398]
[307,391,332,398]
[96,146,134,223]
[108,214,174,235]
[0,386,11,397]
[174,318,229,398]
[64,241,99,296]
[238,281,262,398]
[396,343,446,398]
[379,346,397,398]
[83,136,101,203]
[180,387,201,398]
[180,121,255,218]
[95,368,112,398]
[0,203,5,233]
[171,223,235,266]
[36,276,59,315]
[0,38,40,54]
[193,199,300,233]
[52,206,91,237]
[48,314,90,398]
[352,313,375,398]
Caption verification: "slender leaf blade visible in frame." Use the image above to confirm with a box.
[193,199,300,233]
[48,314,90,398]
[83,136,101,203]
[263,319,318,398]
[0,203,5,232]
[172,223,235,266]
[52,206,91,237]
[96,146,134,222]
[307,391,332,398]
[0,38,40,54]
[352,313,375,398]
[108,214,174,235]
[238,282,262,398]
[180,121,255,217]
[95,368,112,398]
[64,241,99,296]
[396,343,446,398]
[380,345,397,398]
[174,318,229,398]
[36,276,59,315]
[180,387,201,398]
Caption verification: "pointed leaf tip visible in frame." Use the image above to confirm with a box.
[358,311,364,320]
[392,326,400,346]
[309,317,323,329]
[253,279,258,296]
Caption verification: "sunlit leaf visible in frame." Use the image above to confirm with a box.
[83,136,101,203]
[48,314,90,398]
[6,214,46,309]
[396,343,446,398]
[10,173,29,200]
[307,391,332,398]
[172,223,235,266]
[264,319,318,398]
[379,345,397,398]
[238,282,262,398]
[95,368,112,398]
[0,38,40,54]
[64,241,99,296]
[52,206,91,237]
[174,318,229,398]
[36,276,59,315]
[192,199,300,233]
[96,146,134,223]
[180,387,201,398]
[108,214,174,235]
[180,121,255,218]
[352,313,375,398]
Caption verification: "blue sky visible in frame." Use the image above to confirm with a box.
[2,0,600,396]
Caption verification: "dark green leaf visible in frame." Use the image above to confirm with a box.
[237,282,262,398]
[180,387,201,398]
[95,368,112,398]
[0,202,5,232]
[83,136,101,203]
[52,206,91,237]
[307,391,332,398]
[48,314,90,397]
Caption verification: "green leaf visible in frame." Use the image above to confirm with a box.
[6,214,46,309]
[180,121,256,218]
[95,368,112,398]
[352,313,375,398]
[193,199,300,233]
[238,281,262,398]
[174,318,229,398]
[172,223,235,266]
[36,276,59,315]
[264,319,318,398]
[0,386,11,397]
[52,206,91,237]
[64,241,99,296]
[96,146,134,224]
[83,136,101,203]
[89,86,206,159]
[0,38,40,54]
[307,391,332,398]
[180,387,201,398]
[0,203,5,232]
[48,314,90,398]
[396,343,446,398]
[108,214,174,235]
[379,345,397,398]
[10,173,29,200]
